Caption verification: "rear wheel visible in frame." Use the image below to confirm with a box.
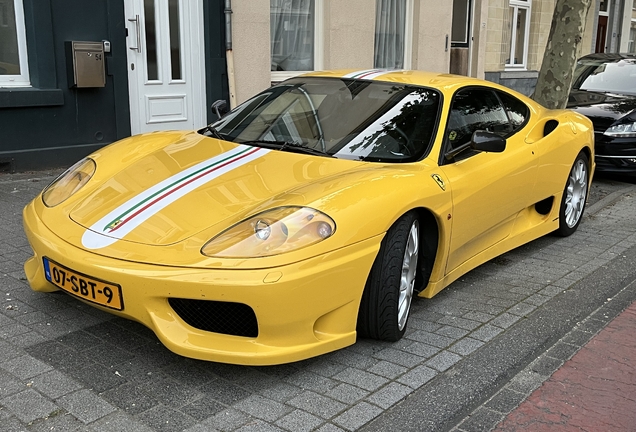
[556,152,589,237]
[357,213,419,341]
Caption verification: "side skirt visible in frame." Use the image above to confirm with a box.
[420,193,563,299]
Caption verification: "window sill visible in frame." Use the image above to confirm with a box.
[0,87,64,108]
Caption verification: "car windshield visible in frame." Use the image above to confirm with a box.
[206,77,442,163]
[572,58,636,96]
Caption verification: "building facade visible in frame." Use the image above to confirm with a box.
[1,0,634,171]
[230,0,454,105]
[0,0,228,171]
[483,0,636,95]
[229,0,636,104]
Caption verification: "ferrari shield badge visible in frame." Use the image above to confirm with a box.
[431,174,446,191]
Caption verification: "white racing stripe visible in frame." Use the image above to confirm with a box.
[342,69,404,80]
[81,145,269,250]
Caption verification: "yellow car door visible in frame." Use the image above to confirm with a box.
[440,87,538,274]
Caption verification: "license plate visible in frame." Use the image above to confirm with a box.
[43,257,124,310]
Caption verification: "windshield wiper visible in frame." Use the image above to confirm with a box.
[239,140,333,157]
[198,125,226,140]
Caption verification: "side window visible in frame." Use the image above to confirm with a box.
[497,90,529,132]
[446,88,511,151]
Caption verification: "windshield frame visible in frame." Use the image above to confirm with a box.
[204,76,444,164]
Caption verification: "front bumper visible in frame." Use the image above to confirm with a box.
[594,133,636,176]
[595,155,636,176]
[23,202,382,365]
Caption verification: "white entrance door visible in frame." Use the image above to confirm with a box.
[124,0,206,135]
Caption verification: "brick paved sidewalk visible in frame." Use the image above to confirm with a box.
[494,300,636,432]
[1,172,636,432]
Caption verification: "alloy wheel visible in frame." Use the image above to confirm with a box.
[564,158,588,228]
[398,220,419,331]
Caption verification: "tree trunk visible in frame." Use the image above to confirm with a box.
[532,0,593,109]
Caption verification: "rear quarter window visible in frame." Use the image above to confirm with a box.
[497,91,530,133]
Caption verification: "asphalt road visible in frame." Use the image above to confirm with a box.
[0,171,635,432]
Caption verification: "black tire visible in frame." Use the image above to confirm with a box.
[357,212,419,341]
[555,152,589,237]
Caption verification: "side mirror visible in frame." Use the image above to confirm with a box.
[444,130,506,161]
[211,99,228,120]
[470,131,506,153]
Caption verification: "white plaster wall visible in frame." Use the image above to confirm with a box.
[471,0,490,78]
[231,0,271,104]
[580,2,597,57]
[619,1,634,52]
[323,0,376,70]
[412,1,452,73]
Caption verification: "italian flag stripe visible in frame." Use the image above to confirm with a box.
[342,69,403,80]
[343,69,383,79]
[103,146,260,233]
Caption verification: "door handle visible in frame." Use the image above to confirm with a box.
[128,14,141,52]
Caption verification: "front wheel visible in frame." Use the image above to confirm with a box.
[357,213,419,341]
[555,152,589,237]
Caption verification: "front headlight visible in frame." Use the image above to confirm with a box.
[42,158,96,207]
[604,121,636,137]
[201,206,336,258]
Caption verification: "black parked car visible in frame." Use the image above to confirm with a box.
[568,53,636,177]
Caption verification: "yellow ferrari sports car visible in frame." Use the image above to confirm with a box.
[23,70,594,365]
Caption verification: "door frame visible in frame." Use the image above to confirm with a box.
[124,0,207,135]
[450,0,472,76]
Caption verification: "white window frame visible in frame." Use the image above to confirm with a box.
[0,0,30,87]
[451,0,471,47]
[599,2,609,18]
[505,0,531,71]
[270,0,324,83]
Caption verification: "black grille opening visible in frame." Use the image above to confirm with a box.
[169,298,258,338]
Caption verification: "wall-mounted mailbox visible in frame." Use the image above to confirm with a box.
[66,41,105,88]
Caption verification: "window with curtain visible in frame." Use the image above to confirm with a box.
[502,0,531,69]
[374,0,407,69]
[0,0,29,86]
[270,0,315,72]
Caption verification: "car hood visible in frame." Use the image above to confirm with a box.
[69,131,367,248]
[567,90,636,128]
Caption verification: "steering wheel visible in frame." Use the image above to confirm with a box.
[389,126,413,156]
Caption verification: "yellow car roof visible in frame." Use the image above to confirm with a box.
[301,69,485,92]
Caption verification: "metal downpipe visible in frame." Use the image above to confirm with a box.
[224,0,237,109]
